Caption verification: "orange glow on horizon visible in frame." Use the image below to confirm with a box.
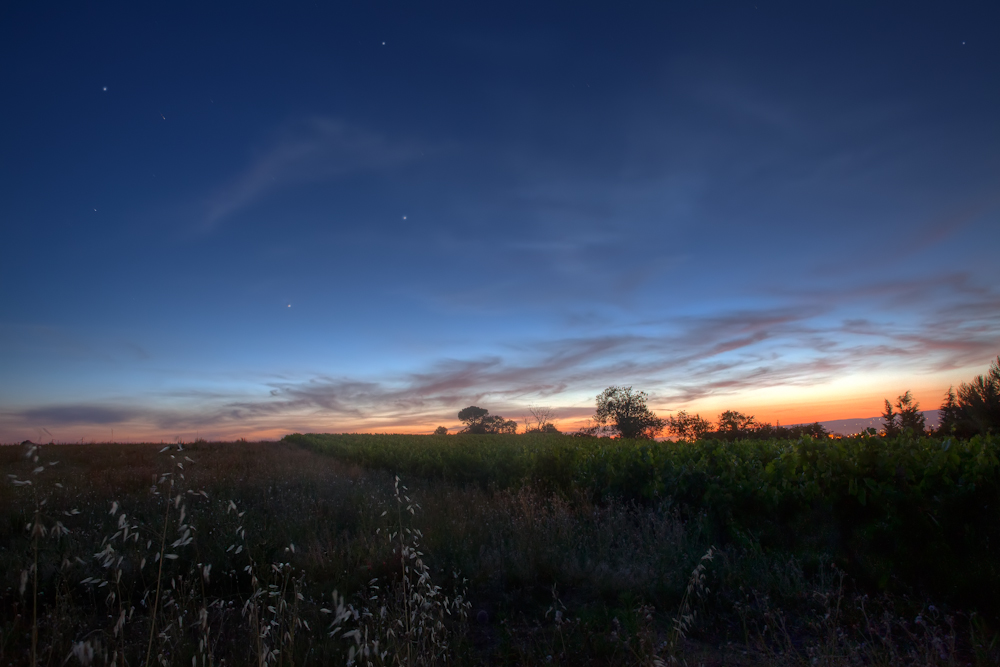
[3,371,975,443]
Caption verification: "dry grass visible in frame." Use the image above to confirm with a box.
[2,440,998,666]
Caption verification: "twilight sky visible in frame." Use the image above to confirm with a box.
[2,2,999,441]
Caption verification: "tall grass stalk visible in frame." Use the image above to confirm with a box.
[144,478,174,667]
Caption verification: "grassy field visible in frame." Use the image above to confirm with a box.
[2,434,999,665]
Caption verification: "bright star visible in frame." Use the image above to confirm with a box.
[102,86,107,91]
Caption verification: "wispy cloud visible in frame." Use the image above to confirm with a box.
[203,117,425,230]
[3,273,997,440]
[18,405,147,425]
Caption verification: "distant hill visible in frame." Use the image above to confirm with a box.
[794,410,940,436]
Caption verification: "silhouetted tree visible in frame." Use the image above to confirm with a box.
[747,421,777,439]
[458,406,489,431]
[489,416,518,434]
[936,386,979,438]
[937,387,961,435]
[707,417,828,441]
[957,356,1000,435]
[881,391,925,436]
[524,406,559,434]
[716,410,756,440]
[433,426,449,435]
[786,422,829,439]
[895,391,926,434]
[665,410,711,441]
[881,399,898,437]
[593,386,665,440]
[457,406,517,434]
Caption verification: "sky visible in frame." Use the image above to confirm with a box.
[2,2,999,442]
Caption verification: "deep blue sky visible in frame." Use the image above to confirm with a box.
[2,2,999,440]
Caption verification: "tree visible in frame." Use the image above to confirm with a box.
[936,387,962,436]
[957,356,1000,435]
[881,391,926,436]
[665,410,711,441]
[457,406,518,434]
[593,386,665,440]
[488,416,519,434]
[433,426,449,435]
[524,406,560,434]
[895,391,926,434]
[881,399,898,437]
[933,357,1000,437]
[717,410,756,440]
[788,422,829,439]
[458,406,489,432]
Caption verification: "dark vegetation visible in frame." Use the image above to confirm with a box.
[3,356,1000,665]
[938,356,1000,438]
[288,431,1000,609]
[457,406,518,435]
[588,386,666,440]
[574,356,1000,443]
[6,434,1000,666]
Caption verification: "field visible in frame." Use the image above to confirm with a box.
[2,433,999,666]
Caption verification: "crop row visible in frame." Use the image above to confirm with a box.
[286,432,1000,609]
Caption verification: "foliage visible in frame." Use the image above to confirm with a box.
[347,476,470,666]
[956,355,1000,435]
[699,416,829,441]
[1,441,344,666]
[457,406,517,434]
[664,410,711,441]
[746,421,829,440]
[433,426,449,435]
[287,430,1000,611]
[882,398,899,437]
[457,406,488,430]
[897,390,927,433]
[936,356,1000,438]
[524,406,560,434]
[938,386,965,436]
[4,438,1000,665]
[593,386,665,440]
[526,422,561,435]
[716,410,757,440]
[883,391,926,436]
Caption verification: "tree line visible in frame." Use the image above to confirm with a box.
[436,355,1000,440]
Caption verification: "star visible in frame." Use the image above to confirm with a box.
[102,86,107,91]
[382,41,386,45]
[402,215,407,220]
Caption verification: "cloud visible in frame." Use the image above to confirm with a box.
[203,117,425,230]
[901,191,1000,257]
[18,405,146,425]
[3,272,997,440]
[252,274,999,422]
